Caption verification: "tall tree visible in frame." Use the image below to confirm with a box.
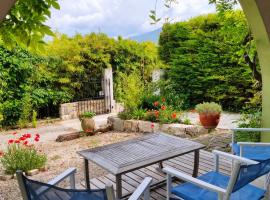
[0,0,60,50]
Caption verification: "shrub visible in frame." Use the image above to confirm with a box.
[159,11,260,111]
[18,93,33,128]
[195,102,222,115]
[0,133,47,174]
[181,118,192,125]
[79,111,96,120]
[32,110,37,128]
[118,111,133,120]
[115,71,144,111]
[236,110,261,142]
[158,107,179,124]
[131,109,146,120]
[145,110,159,122]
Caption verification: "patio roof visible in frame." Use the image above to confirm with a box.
[0,0,16,22]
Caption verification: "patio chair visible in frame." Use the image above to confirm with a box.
[231,128,270,161]
[163,150,270,200]
[16,168,152,200]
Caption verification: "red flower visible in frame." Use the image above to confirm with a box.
[153,101,159,107]
[172,113,177,119]
[0,151,4,157]
[23,133,31,138]
[155,111,159,117]
[23,141,28,146]
[12,132,17,135]
[161,105,166,110]
[34,137,40,142]
[15,140,20,144]
[8,139,14,144]
[19,136,26,141]
[35,134,40,138]
[162,97,166,102]
[151,123,155,129]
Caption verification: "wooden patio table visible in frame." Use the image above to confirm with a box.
[77,132,205,199]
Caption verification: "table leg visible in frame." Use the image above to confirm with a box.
[84,159,91,189]
[116,174,122,199]
[193,150,200,177]
[156,161,165,174]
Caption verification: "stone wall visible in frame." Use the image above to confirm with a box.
[108,116,208,137]
[60,99,106,120]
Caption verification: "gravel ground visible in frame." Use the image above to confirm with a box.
[0,131,143,200]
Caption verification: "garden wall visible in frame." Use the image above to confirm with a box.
[60,99,106,120]
[107,116,208,138]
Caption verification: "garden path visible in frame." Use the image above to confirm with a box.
[0,113,117,149]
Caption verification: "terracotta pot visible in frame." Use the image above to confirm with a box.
[199,113,220,129]
[81,118,96,135]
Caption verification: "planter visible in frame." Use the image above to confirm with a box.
[199,113,220,129]
[81,118,96,135]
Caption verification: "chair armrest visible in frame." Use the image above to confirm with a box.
[47,167,76,186]
[128,177,152,200]
[238,142,270,146]
[37,168,77,196]
[212,150,258,165]
[163,167,226,195]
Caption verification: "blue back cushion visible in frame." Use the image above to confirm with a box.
[22,175,108,200]
[233,158,270,192]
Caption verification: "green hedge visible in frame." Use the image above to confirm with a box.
[159,11,260,111]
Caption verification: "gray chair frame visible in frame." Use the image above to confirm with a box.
[231,128,270,156]
[163,150,270,200]
[16,168,152,200]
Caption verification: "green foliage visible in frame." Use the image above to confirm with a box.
[132,109,147,120]
[32,110,37,128]
[18,93,33,128]
[118,111,133,120]
[0,45,72,127]
[46,33,161,101]
[1,144,47,174]
[0,0,60,50]
[195,102,222,114]
[158,106,179,124]
[236,110,262,142]
[181,118,192,125]
[115,71,144,111]
[159,11,260,112]
[79,111,96,120]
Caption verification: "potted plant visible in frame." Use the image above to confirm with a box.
[195,102,222,129]
[79,111,96,135]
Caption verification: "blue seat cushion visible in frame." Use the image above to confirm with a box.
[232,143,270,161]
[172,171,265,200]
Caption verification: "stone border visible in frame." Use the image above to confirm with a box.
[107,116,208,138]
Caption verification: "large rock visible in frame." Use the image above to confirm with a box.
[108,117,124,132]
[56,132,81,142]
[138,121,159,133]
[124,120,139,132]
[160,123,207,138]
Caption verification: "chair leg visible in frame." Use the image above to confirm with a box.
[143,186,150,200]
[166,174,172,200]
[70,172,76,189]
[16,171,29,200]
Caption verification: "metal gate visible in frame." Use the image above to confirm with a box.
[76,78,112,116]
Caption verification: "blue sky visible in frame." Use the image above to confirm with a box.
[46,0,216,38]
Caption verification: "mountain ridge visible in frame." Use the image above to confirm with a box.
[129,28,162,43]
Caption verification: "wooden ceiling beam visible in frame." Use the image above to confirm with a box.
[0,0,16,22]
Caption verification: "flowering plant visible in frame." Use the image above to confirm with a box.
[145,98,179,124]
[0,133,47,174]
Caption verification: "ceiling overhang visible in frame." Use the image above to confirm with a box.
[0,0,16,22]
[256,0,270,41]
